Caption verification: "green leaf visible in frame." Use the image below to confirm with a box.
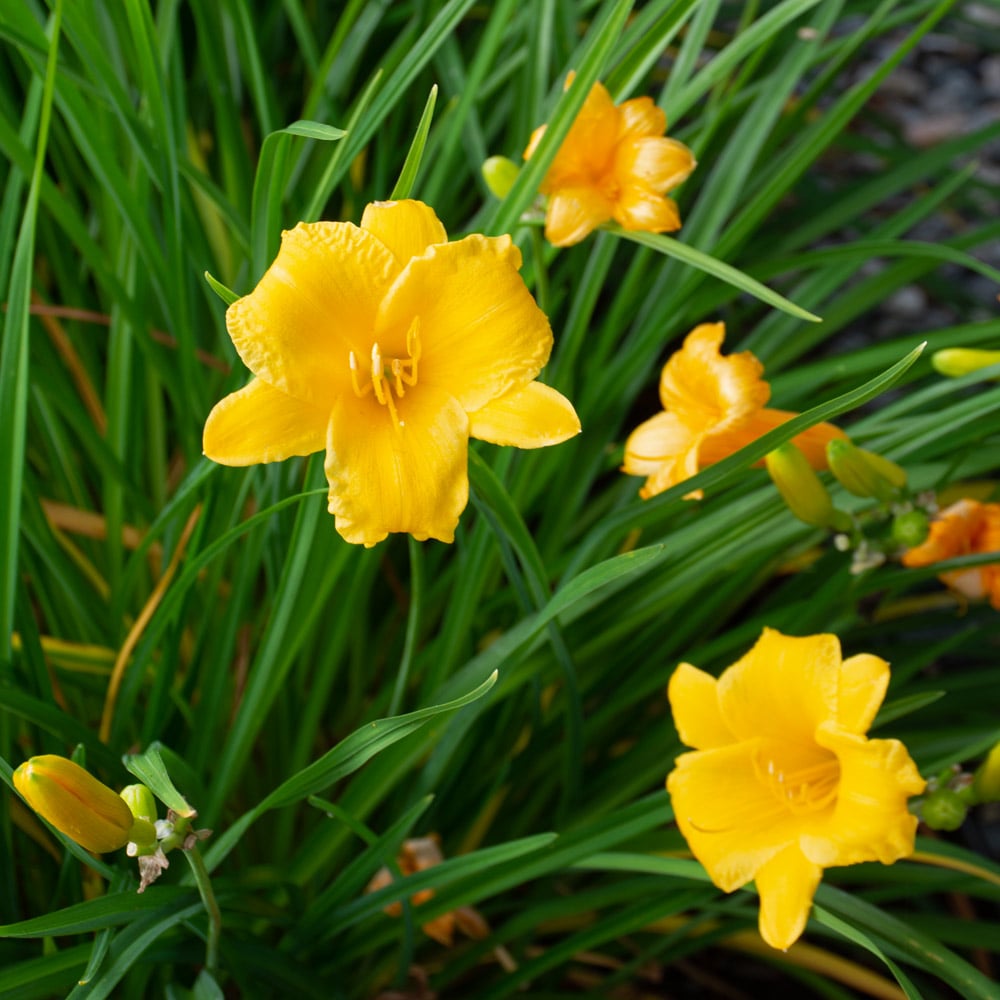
[389,85,437,200]
[203,270,240,306]
[122,742,196,817]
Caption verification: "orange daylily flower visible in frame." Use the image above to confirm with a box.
[203,200,580,547]
[365,836,489,946]
[524,77,696,247]
[901,498,1000,608]
[622,323,846,499]
[667,629,925,950]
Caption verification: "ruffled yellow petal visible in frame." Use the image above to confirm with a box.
[717,629,840,746]
[902,498,983,566]
[227,222,396,408]
[325,385,469,547]
[203,378,329,466]
[616,96,666,140]
[468,381,580,448]
[538,80,619,192]
[803,725,924,868]
[376,235,552,412]
[698,408,846,469]
[612,188,681,234]
[622,411,697,477]
[668,662,734,750]
[667,742,802,892]
[360,200,448,270]
[659,323,770,431]
[755,846,823,950]
[544,187,614,247]
[614,137,696,192]
[837,653,890,734]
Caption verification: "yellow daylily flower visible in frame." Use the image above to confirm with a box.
[622,323,846,500]
[901,498,1000,609]
[524,76,697,247]
[13,755,148,854]
[203,200,580,547]
[666,629,925,950]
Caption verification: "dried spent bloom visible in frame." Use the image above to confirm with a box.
[666,629,925,950]
[524,76,696,247]
[13,755,146,854]
[901,498,1000,609]
[623,323,846,500]
[204,200,580,546]
[365,836,489,946]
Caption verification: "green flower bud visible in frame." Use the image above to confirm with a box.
[973,742,1000,803]
[892,510,929,548]
[827,439,906,501]
[766,443,851,530]
[120,784,158,851]
[920,788,967,831]
[14,755,136,854]
[482,156,520,199]
[931,348,1000,378]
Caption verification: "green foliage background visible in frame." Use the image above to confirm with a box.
[2,0,1000,996]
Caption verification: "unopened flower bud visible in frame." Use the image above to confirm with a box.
[931,348,1000,378]
[120,784,158,852]
[827,439,906,501]
[14,755,137,854]
[766,443,851,530]
[920,788,967,831]
[892,510,930,548]
[973,742,1000,803]
[482,156,519,199]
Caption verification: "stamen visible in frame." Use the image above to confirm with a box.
[351,336,420,431]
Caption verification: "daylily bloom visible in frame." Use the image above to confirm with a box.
[524,76,696,247]
[901,498,1000,609]
[667,628,924,950]
[622,323,846,499]
[203,200,580,546]
[13,755,152,854]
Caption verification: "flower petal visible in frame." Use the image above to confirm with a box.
[612,188,681,233]
[617,96,666,140]
[468,381,580,448]
[361,200,448,270]
[325,385,469,547]
[376,235,553,412]
[717,629,840,746]
[203,378,329,466]
[668,662,734,750]
[837,653,889,734]
[622,411,702,497]
[755,846,823,950]
[698,409,846,469]
[659,323,770,432]
[227,222,397,408]
[614,137,696,192]
[544,187,614,247]
[667,741,802,892]
[536,80,619,191]
[804,725,924,868]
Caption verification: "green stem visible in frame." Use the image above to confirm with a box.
[184,846,221,972]
[389,536,423,715]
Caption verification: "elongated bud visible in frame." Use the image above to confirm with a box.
[932,348,1000,378]
[14,755,136,854]
[120,784,158,852]
[765,443,851,530]
[827,439,906,501]
[973,742,1000,803]
[482,156,519,199]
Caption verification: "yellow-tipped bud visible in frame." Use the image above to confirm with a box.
[827,439,906,501]
[973,742,1000,803]
[120,784,159,851]
[13,755,137,854]
[482,156,519,199]
[766,443,849,530]
[931,348,1000,378]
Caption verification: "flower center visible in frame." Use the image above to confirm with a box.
[349,318,421,430]
[755,745,840,816]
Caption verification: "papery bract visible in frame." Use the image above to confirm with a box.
[622,323,845,500]
[203,200,580,547]
[524,77,696,247]
[666,629,924,950]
